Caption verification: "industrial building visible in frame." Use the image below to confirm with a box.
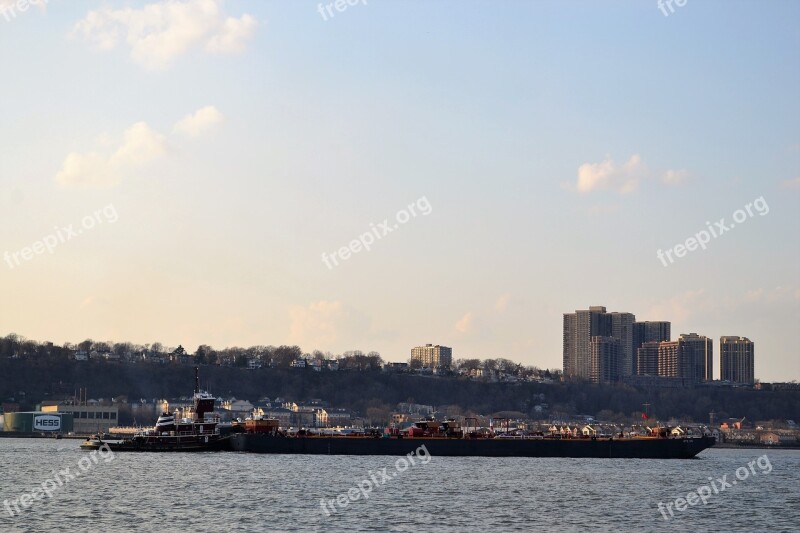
[2,412,74,433]
[41,404,119,434]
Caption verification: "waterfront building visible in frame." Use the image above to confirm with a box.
[220,399,255,419]
[2,412,74,433]
[411,344,452,368]
[40,404,116,434]
[263,407,292,427]
[291,407,328,428]
[720,336,755,384]
[326,408,353,427]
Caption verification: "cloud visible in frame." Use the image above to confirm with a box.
[743,286,800,304]
[71,0,257,70]
[575,154,643,194]
[744,288,765,303]
[173,106,224,137]
[662,169,688,186]
[56,106,221,188]
[0,0,48,15]
[288,300,348,348]
[455,312,475,333]
[111,122,168,167]
[645,290,711,325]
[581,203,620,217]
[55,152,116,189]
[494,294,511,313]
[205,13,257,54]
[56,122,167,188]
[781,177,800,189]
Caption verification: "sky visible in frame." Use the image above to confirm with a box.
[0,0,798,381]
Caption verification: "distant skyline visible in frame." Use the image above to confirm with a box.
[1,1,798,381]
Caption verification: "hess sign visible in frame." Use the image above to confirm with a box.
[33,415,61,431]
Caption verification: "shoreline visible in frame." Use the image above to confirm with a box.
[714,442,800,450]
[0,432,87,440]
[1,433,798,450]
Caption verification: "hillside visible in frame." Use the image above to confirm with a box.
[1,359,797,425]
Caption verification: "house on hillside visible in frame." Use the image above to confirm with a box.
[328,409,353,427]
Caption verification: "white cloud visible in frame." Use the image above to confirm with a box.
[71,0,257,71]
[455,312,475,333]
[55,152,116,189]
[56,122,167,188]
[494,294,511,313]
[56,106,222,188]
[206,14,257,54]
[743,286,800,303]
[288,300,347,348]
[662,169,688,186]
[575,154,643,194]
[173,105,224,137]
[781,177,800,189]
[110,122,168,167]
[0,0,48,16]
[646,290,711,325]
[582,203,620,216]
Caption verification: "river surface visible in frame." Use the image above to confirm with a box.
[0,438,797,532]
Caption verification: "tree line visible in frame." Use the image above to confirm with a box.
[1,355,797,426]
[0,333,384,370]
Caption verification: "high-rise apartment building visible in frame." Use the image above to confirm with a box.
[563,306,611,379]
[680,333,713,382]
[564,305,712,385]
[563,306,637,379]
[657,341,680,377]
[720,336,754,384]
[637,341,661,376]
[411,344,452,368]
[589,336,622,383]
[656,334,712,382]
[632,321,671,373]
[609,312,636,377]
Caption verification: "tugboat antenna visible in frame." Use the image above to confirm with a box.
[195,366,200,394]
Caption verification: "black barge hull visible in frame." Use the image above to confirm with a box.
[229,435,715,459]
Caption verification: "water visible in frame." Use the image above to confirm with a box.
[0,438,797,532]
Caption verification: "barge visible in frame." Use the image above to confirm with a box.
[229,418,715,459]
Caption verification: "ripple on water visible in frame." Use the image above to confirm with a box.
[0,441,798,532]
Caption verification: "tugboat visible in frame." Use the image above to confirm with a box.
[81,368,232,452]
